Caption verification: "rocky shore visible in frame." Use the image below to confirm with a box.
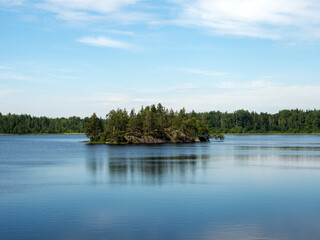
[106,128,209,144]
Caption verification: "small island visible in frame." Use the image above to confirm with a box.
[84,103,224,144]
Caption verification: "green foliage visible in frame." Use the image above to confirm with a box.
[205,109,320,134]
[100,104,211,143]
[2,108,319,139]
[84,113,105,142]
[0,113,85,134]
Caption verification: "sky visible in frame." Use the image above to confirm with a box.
[1,0,320,117]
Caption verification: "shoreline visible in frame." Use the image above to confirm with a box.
[0,133,85,136]
[224,133,320,135]
[1,133,320,136]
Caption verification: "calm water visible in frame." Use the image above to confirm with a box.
[1,135,320,240]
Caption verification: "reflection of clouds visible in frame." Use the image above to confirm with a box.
[80,209,127,232]
[84,142,320,185]
[184,218,320,240]
[235,146,320,152]
[80,139,320,240]
[191,223,270,240]
[83,135,320,187]
[229,153,320,169]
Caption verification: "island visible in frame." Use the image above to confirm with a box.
[84,103,224,144]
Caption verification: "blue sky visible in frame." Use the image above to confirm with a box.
[1,0,320,117]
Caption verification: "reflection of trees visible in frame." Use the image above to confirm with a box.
[85,142,320,185]
[107,155,200,185]
[85,144,108,176]
[85,144,209,185]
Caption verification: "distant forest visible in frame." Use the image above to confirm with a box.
[207,109,320,134]
[1,108,320,135]
[0,113,85,134]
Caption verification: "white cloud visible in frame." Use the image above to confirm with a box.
[101,29,135,36]
[2,80,320,117]
[44,0,138,13]
[48,74,78,80]
[250,79,275,88]
[0,85,17,96]
[2,0,320,41]
[72,93,128,103]
[217,81,237,89]
[172,83,197,90]
[0,0,24,6]
[218,79,279,89]
[163,67,230,76]
[178,68,228,76]
[182,81,320,112]
[172,0,320,39]
[77,36,132,49]
[69,81,320,115]
[0,72,54,83]
[0,72,30,81]
[0,89,11,96]
[36,0,148,23]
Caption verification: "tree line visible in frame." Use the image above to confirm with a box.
[1,108,320,135]
[0,113,85,134]
[206,109,320,134]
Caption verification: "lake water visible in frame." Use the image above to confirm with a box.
[1,135,320,240]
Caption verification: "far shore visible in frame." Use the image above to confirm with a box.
[0,133,84,136]
[224,132,320,135]
[1,133,320,136]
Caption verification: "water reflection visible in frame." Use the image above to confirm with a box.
[85,145,213,184]
[2,135,320,240]
[109,157,199,184]
[229,153,320,169]
[235,146,320,151]
[85,142,320,185]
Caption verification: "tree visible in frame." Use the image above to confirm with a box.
[84,113,104,142]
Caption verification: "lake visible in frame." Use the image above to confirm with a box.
[1,134,320,240]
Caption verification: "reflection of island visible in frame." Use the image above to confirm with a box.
[108,155,200,184]
[85,142,320,185]
[85,145,210,184]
